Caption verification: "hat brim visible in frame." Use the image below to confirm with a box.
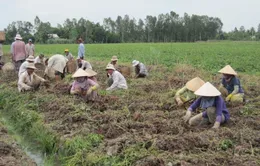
[27,67,37,70]
[111,59,118,61]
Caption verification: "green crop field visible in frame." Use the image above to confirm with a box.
[1,41,260,165]
[3,41,260,75]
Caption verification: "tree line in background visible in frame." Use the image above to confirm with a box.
[2,11,260,44]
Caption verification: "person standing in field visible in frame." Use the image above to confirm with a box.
[70,68,99,101]
[218,65,244,104]
[12,34,26,72]
[106,64,128,91]
[18,63,47,92]
[77,38,85,59]
[183,82,230,129]
[174,77,205,106]
[64,49,74,60]
[132,60,148,78]
[18,55,35,77]
[25,39,35,57]
[34,54,45,64]
[44,54,68,82]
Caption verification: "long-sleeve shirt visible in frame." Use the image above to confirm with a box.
[34,56,44,64]
[0,44,3,57]
[78,43,85,58]
[25,43,35,57]
[188,96,230,123]
[71,79,97,93]
[175,86,196,101]
[135,63,148,76]
[18,61,29,77]
[79,60,92,70]
[65,53,74,60]
[10,42,15,54]
[18,71,45,92]
[107,71,128,91]
[222,77,244,94]
[12,40,26,61]
[47,54,68,73]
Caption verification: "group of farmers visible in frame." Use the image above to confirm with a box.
[2,34,245,130]
[175,65,244,129]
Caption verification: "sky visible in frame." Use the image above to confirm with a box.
[1,0,260,32]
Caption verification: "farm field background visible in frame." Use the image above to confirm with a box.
[0,41,260,165]
[3,41,260,75]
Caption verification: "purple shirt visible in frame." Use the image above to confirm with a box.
[71,78,97,91]
[188,96,230,123]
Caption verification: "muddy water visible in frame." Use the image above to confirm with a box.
[0,118,45,166]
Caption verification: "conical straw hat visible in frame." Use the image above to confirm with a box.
[72,68,90,78]
[85,68,97,77]
[186,77,205,92]
[194,82,221,97]
[218,65,237,75]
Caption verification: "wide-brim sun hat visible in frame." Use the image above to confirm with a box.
[132,60,140,67]
[72,68,90,78]
[186,77,205,92]
[85,68,97,77]
[64,49,69,52]
[111,56,118,61]
[194,82,221,97]
[106,64,115,70]
[26,55,35,62]
[15,34,22,40]
[26,63,37,70]
[218,65,237,76]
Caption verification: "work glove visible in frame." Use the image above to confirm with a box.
[183,110,192,123]
[212,121,220,129]
[87,88,93,95]
[176,98,183,106]
[225,94,233,102]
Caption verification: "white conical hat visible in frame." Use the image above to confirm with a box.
[72,68,90,78]
[218,65,237,75]
[194,82,221,97]
[85,68,97,77]
[186,77,205,92]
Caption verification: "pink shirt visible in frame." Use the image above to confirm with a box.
[13,40,26,61]
[71,78,97,91]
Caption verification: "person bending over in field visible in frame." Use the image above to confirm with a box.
[132,60,148,78]
[183,82,230,129]
[174,77,205,106]
[18,55,35,77]
[34,54,45,64]
[218,65,244,104]
[18,63,47,92]
[70,68,99,101]
[44,54,68,82]
[77,57,92,70]
[109,56,119,69]
[106,64,128,91]
[64,49,74,61]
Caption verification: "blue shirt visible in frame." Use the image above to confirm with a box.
[222,76,244,94]
[78,43,85,58]
[189,96,230,123]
